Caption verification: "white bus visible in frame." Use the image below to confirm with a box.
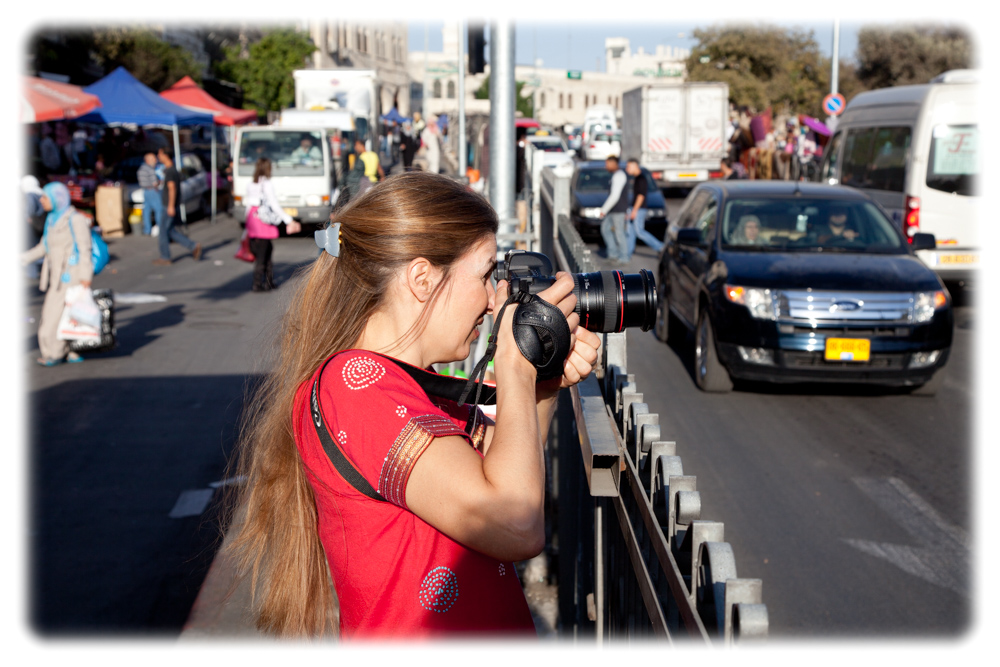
[817,70,979,284]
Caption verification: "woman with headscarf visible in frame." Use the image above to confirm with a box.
[731,214,765,246]
[21,182,94,366]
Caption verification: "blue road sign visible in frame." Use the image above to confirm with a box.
[823,93,846,116]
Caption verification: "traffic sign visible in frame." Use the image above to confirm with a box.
[567,70,582,80]
[822,93,847,116]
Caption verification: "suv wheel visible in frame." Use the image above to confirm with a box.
[695,310,733,393]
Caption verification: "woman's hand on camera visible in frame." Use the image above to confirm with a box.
[533,272,600,397]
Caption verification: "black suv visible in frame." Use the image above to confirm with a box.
[654,181,953,394]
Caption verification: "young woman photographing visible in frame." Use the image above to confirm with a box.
[224,171,600,639]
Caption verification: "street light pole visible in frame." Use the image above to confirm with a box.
[831,19,840,97]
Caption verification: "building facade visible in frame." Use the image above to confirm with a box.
[303,20,411,118]
[408,25,692,131]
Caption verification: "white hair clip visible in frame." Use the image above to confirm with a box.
[315,222,342,257]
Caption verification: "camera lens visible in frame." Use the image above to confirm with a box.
[573,269,656,333]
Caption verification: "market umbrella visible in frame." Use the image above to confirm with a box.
[21,76,102,123]
[798,115,832,137]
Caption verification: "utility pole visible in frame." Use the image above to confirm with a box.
[423,23,429,116]
[489,19,516,225]
[831,19,840,96]
[458,19,467,180]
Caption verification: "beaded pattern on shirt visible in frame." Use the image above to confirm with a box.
[342,356,385,390]
[378,415,465,508]
[396,405,407,418]
[498,563,506,576]
[418,566,459,613]
[338,430,348,443]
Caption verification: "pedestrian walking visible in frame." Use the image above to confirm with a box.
[354,139,384,183]
[400,120,418,170]
[223,171,600,639]
[599,155,629,264]
[21,182,93,366]
[154,147,202,266]
[244,158,301,292]
[624,158,664,256]
[137,151,164,236]
[420,117,441,174]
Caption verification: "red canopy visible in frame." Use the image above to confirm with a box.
[160,76,257,126]
[22,76,102,123]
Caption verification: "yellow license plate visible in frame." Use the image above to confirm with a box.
[677,173,699,178]
[284,207,298,216]
[825,338,871,362]
[940,253,977,265]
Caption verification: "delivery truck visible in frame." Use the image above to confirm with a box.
[292,69,381,151]
[621,82,729,187]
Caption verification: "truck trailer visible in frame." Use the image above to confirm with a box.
[621,82,729,187]
[292,68,381,151]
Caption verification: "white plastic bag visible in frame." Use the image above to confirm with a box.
[65,285,102,329]
[56,305,100,342]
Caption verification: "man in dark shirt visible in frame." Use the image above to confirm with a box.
[625,158,663,256]
[154,148,202,265]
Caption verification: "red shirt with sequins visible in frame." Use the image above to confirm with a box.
[293,350,537,639]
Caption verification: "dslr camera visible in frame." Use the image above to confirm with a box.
[494,250,656,333]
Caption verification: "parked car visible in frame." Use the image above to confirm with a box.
[526,134,570,153]
[109,153,211,225]
[654,181,953,394]
[584,130,622,161]
[570,160,668,243]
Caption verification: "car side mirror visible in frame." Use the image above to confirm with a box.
[910,232,936,252]
[676,228,703,247]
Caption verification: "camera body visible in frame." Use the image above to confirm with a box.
[494,250,656,333]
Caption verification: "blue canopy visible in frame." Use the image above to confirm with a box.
[380,107,409,124]
[78,67,214,127]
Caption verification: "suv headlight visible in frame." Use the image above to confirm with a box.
[912,290,948,323]
[580,207,603,219]
[725,284,777,320]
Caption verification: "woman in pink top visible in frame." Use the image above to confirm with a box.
[223,171,600,638]
[245,158,301,292]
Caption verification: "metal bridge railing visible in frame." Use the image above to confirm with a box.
[537,163,768,644]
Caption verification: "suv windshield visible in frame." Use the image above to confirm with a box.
[238,130,325,177]
[721,198,907,253]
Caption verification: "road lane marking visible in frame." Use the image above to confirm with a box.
[844,476,969,597]
[169,489,215,519]
[113,293,168,304]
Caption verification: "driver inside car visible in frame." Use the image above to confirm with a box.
[816,205,859,243]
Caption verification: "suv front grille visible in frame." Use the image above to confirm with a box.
[777,289,914,325]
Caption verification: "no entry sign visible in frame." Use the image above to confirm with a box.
[823,93,847,116]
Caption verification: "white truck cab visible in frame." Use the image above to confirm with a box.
[232,125,334,227]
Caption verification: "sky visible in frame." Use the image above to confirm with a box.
[409,20,873,73]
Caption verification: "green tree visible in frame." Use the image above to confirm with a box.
[215,28,317,114]
[855,25,975,91]
[474,75,535,118]
[91,28,202,91]
[685,23,830,118]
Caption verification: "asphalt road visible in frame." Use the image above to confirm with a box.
[592,192,975,638]
[24,212,320,635]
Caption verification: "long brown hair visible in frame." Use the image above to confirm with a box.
[222,171,499,637]
[252,157,271,182]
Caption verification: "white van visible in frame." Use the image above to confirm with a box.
[233,125,334,227]
[817,70,979,283]
[581,104,618,155]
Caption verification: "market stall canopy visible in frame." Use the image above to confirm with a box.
[22,76,102,123]
[380,107,409,124]
[160,76,257,126]
[77,66,214,128]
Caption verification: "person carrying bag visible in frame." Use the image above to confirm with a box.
[21,182,94,366]
[244,158,301,292]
